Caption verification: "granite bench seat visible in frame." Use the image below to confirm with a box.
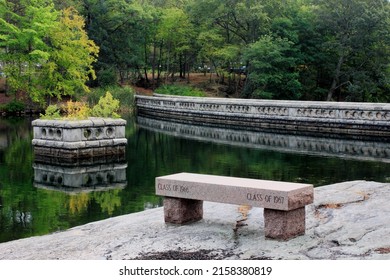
[156,172,314,240]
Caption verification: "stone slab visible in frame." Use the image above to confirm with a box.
[156,172,313,211]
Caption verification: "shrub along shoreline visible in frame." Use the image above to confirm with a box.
[0,86,136,117]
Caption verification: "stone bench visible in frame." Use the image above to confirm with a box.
[156,172,314,240]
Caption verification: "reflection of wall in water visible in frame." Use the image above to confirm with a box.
[33,162,127,193]
[137,117,390,163]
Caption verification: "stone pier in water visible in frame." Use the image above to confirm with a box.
[31,117,127,161]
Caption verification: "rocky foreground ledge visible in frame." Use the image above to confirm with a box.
[0,181,389,260]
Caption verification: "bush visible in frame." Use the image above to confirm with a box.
[40,104,61,119]
[2,99,25,114]
[155,85,206,97]
[62,101,91,120]
[97,68,118,87]
[91,91,120,118]
[40,92,122,120]
[88,86,135,114]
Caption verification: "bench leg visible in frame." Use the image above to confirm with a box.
[163,197,203,224]
[264,207,306,240]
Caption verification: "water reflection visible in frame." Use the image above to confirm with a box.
[33,161,127,194]
[137,116,390,163]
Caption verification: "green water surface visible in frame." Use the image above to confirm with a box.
[0,117,389,243]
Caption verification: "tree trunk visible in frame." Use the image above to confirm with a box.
[144,68,149,86]
[152,42,156,82]
[144,40,148,83]
[157,42,163,81]
[165,49,170,83]
[327,55,344,101]
[179,54,183,78]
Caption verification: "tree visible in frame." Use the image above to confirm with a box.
[314,0,390,101]
[156,7,195,81]
[243,35,301,99]
[0,0,98,104]
[42,7,99,101]
[0,0,57,100]
[81,0,155,86]
[30,0,388,102]
[204,0,268,45]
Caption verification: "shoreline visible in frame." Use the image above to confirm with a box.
[0,180,389,260]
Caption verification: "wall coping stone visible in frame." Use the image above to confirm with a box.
[151,94,390,110]
[32,117,126,128]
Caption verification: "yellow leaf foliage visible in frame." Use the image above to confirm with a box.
[62,101,90,120]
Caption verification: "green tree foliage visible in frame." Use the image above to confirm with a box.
[81,0,153,85]
[157,7,195,81]
[42,7,99,101]
[2,0,389,102]
[243,35,302,99]
[188,0,268,71]
[0,0,57,100]
[0,0,98,104]
[314,0,390,101]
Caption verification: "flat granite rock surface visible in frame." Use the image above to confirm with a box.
[0,181,389,260]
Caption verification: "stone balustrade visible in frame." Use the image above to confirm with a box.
[136,94,390,138]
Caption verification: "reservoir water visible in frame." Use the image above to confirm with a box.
[0,116,389,243]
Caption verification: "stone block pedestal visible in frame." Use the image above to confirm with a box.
[31,118,127,159]
[264,207,306,240]
[164,197,203,224]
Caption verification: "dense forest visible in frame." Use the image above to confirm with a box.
[1,0,390,104]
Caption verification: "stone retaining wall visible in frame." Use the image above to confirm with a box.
[135,94,390,139]
[32,117,127,159]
